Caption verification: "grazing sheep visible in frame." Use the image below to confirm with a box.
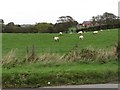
[54,36,59,42]
[78,31,83,34]
[93,31,98,34]
[100,29,103,31]
[59,32,63,35]
[79,35,84,40]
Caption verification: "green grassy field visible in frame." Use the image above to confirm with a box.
[2,29,118,57]
[2,28,119,88]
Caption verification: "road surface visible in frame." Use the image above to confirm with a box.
[43,84,119,88]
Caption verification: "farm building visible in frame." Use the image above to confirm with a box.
[82,21,93,27]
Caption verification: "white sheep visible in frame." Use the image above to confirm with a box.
[79,35,84,40]
[54,36,59,42]
[78,31,83,34]
[100,29,103,31]
[59,32,63,35]
[93,31,98,34]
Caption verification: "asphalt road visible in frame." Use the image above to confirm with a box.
[43,84,119,88]
[2,82,119,90]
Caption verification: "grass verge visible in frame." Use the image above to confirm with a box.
[2,62,118,88]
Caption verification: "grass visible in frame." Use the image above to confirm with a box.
[3,62,118,73]
[2,28,119,88]
[2,62,118,88]
[2,28,118,57]
[2,44,118,67]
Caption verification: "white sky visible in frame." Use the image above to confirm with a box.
[0,0,119,24]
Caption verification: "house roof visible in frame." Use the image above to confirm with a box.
[82,21,93,25]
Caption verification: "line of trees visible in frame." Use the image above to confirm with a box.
[1,12,120,33]
[91,12,119,26]
[2,16,78,33]
[77,12,120,32]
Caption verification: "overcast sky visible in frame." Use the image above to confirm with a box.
[0,0,119,24]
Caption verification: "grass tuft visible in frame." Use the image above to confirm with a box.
[2,49,18,67]
[2,44,118,67]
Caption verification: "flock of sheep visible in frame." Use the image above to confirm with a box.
[53,30,103,42]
